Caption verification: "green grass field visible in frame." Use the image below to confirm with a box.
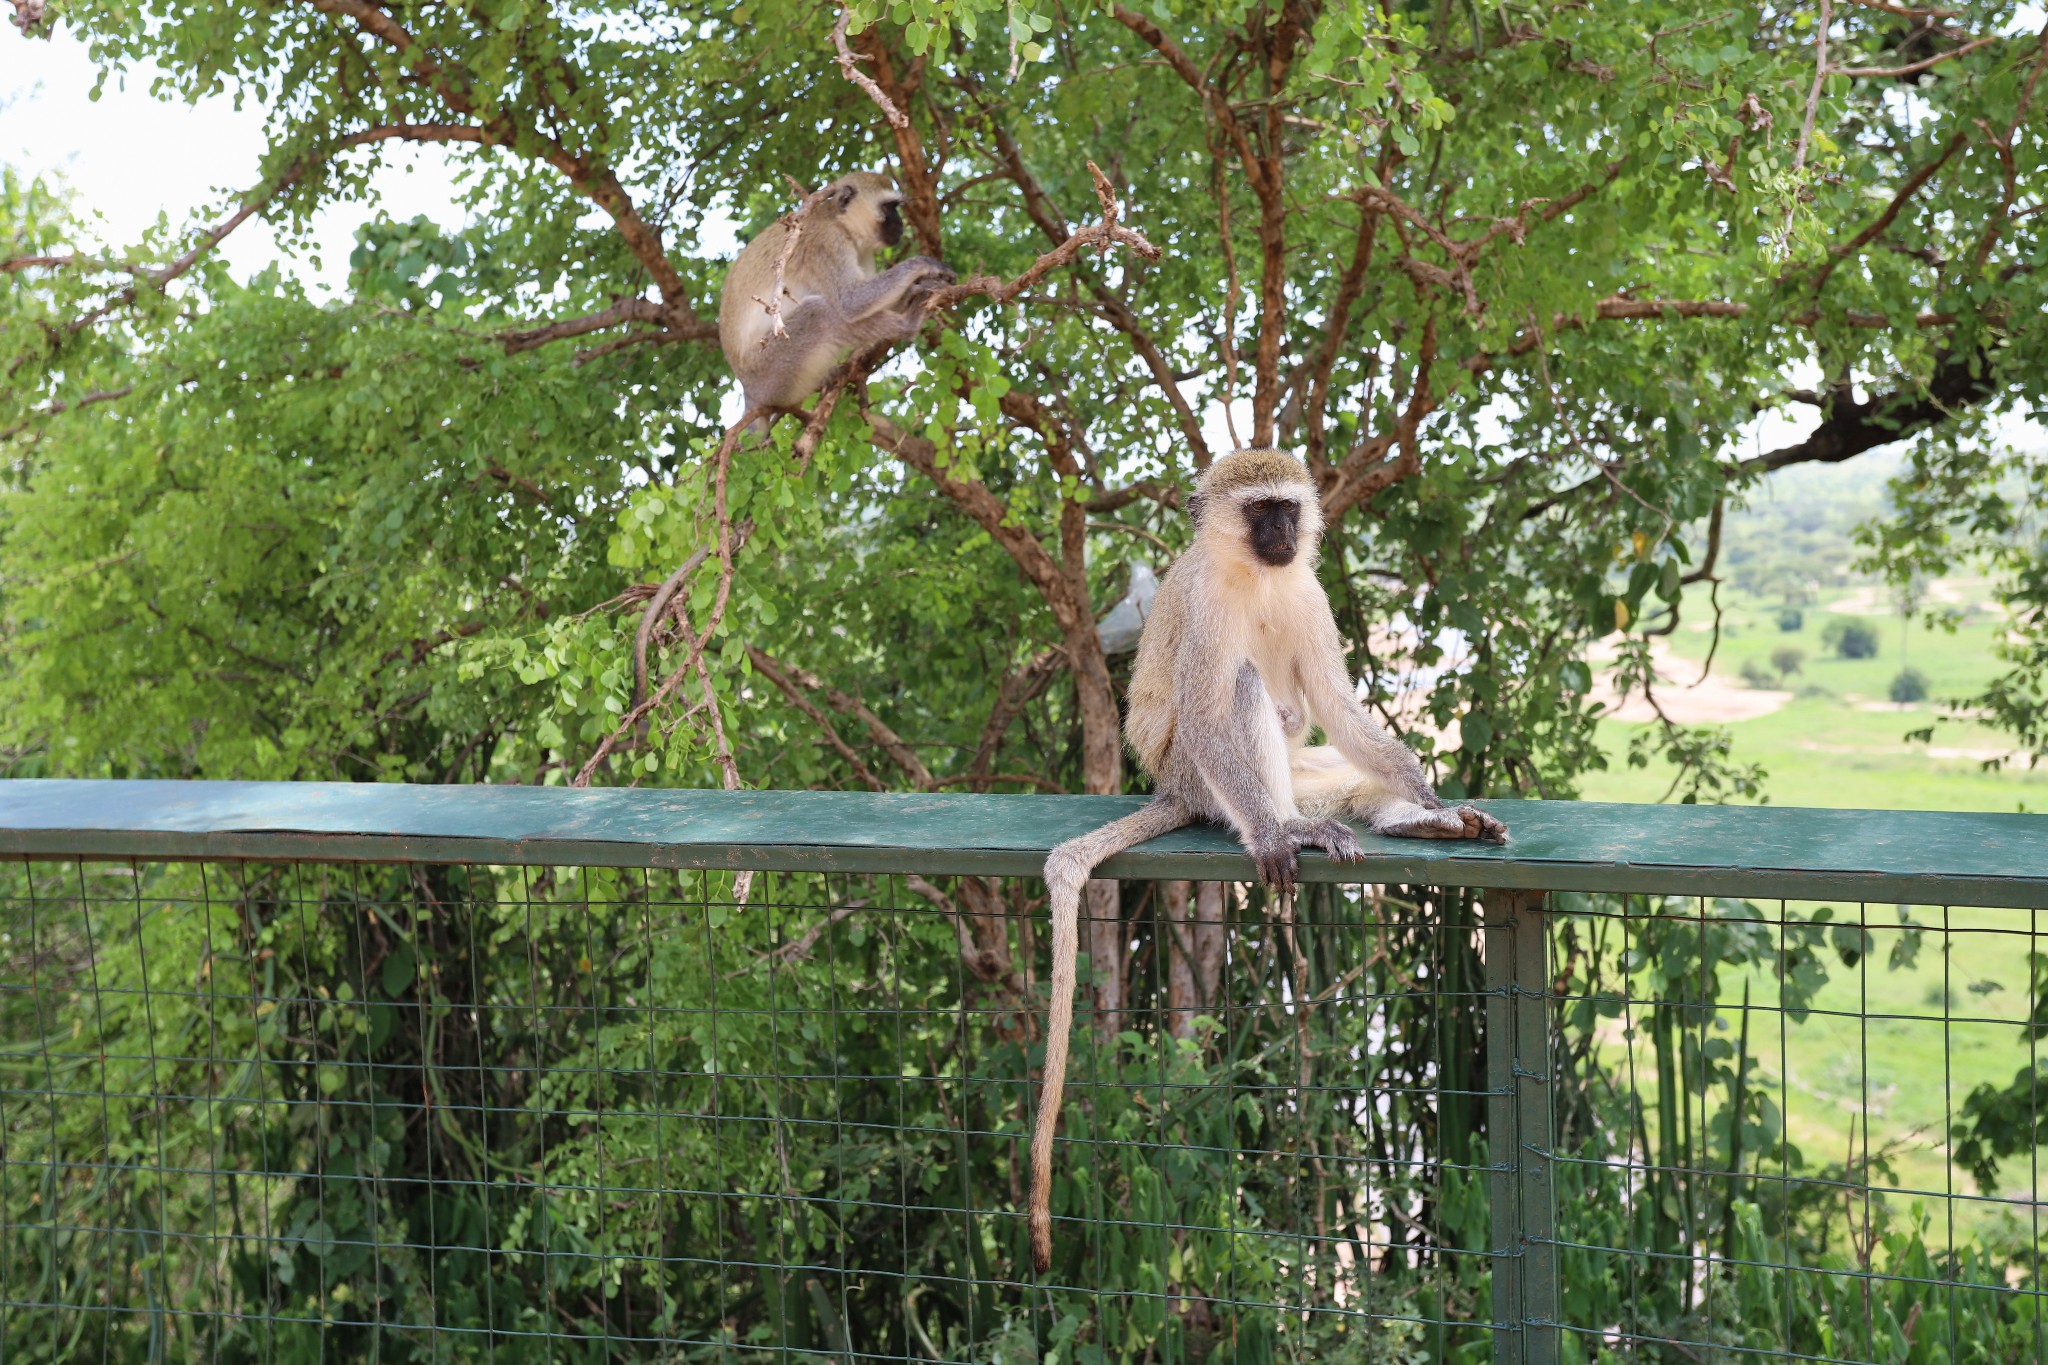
[1576,575,2045,1237]
[1609,904,2046,1243]
[1578,581,2047,813]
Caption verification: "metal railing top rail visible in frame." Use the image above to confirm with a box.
[3,778,2046,907]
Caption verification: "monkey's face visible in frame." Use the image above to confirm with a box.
[877,195,905,246]
[1242,496,1303,567]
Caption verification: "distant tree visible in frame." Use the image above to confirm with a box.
[1776,607,1805,633]
[1771,646,1805,681]
[1740,658,1776,689]
[1891,668,1931,704]
[1823,620,1882,660]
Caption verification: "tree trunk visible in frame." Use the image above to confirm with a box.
[1165,880,1229,1040]
[1164,880,1197,1039]
[1193,881,1227,1014]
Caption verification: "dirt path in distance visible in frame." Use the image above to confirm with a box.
[1584,637,1793,724]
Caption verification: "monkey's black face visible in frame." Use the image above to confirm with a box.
[879,199,905,246]
[1244,497,1301,566]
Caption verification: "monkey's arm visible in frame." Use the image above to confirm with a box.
[1172,655,1302,887]
[836,255,954,322]
[1295,605,1436,799]
[1295,603,1508,842]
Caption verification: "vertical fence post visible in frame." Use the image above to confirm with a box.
[1485,890,1557,1365]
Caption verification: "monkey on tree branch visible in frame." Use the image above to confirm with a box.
[719,171,955,418]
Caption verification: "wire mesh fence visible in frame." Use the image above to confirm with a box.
[1,822,2045,1363]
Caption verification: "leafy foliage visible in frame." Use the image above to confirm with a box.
[4,864,2042,1362]
[5,0,2045,813]
[6,7,2048,1324]
[1825,619,1883,660]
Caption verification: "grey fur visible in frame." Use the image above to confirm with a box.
[718,172,954,415]
[1026,448,1507,1275]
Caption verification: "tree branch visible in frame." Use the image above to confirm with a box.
[744,647,890,792]
[300,0,698,315]
[499,297,676,353]
[922,194,1160,313]
[1808,131,1965,293]
[964,649,1061,784]
[1786,0,1834,243]
[1743,346,1995,472]
[1322,316,1437,520]
[864,410,1080,632]
[1970,20,2048,268]
[745,647,934,787]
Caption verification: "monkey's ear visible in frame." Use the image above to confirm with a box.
[1184,491,1205,524]
[833,182,859,210]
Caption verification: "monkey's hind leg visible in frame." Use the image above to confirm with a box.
[1290,745,1508,843]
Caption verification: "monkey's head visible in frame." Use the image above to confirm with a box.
[1188,448,1323,569]
[827,171,907,248]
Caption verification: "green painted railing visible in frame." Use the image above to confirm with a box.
[3,780,2047,1365]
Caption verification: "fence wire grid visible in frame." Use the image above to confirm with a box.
[1,855,2044,1365]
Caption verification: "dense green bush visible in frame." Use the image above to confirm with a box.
[5,865,2040,1363]
[1823,620,1882,661]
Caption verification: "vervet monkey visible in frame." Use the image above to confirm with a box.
[1028,448,1508,1272]
[718,172,955,413]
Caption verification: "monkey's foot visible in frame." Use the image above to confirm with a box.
[1286,817,1366,864]
[1376,803,1509,844]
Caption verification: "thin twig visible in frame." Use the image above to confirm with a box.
[832,9,907,129]
[1834,33,1995,79]
[632,549,713,711]
[1786,0,1833,247]
[736,902,874,973]
[1837,0,1956,16]
[758,176,828,342]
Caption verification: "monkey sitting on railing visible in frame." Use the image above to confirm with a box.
[1028,447,1509,1272]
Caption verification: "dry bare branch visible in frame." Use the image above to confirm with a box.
[832,9,907,129]
[758,177,829,342]
[1835,33,1996,78]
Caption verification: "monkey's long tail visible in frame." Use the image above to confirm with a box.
[1031,794,1189,1274]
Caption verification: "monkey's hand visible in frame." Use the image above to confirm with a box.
[1374,802,1509,844]
[905,256,955,289]
[1286,817,1366,865]
[1248,836,1301,895]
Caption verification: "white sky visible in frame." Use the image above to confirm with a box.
[3,27,466,293]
